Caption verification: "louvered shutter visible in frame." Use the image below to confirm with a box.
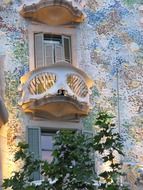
[44,43,54,65]
[28,127,41,181]
[55,44,64,63]
[34,33,44,68]
[62,36,71,63]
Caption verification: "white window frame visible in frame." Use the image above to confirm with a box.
[28,23,78,71]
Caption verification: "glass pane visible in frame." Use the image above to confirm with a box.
[64,37,71,63]
[44,34,62,44]
[41,135,53,150]
[42,150,53,162]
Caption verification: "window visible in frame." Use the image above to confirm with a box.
[27,124,79,181]
[41,132,55,162]
[34,33,72,68]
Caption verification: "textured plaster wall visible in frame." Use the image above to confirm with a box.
[0,0,142,185]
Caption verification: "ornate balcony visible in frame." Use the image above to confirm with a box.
[20,0,85,26]
[19,62,94,119]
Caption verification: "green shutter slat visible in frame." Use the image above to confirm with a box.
[28,127,41,181]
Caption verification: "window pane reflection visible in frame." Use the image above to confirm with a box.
[42,151,53,162]
[41,132,55,162]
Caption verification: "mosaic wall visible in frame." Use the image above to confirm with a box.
[79,0,143,163]
[0,0,28,177]
[0,0,143,183]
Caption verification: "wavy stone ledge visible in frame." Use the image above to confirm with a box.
[20,0,85,25]
[21,95,89,120]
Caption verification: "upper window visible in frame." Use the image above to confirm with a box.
[34,33,72,68]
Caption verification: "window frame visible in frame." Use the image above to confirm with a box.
[28,23,78,71]
[26,119,83,161]
[26,118,83,181]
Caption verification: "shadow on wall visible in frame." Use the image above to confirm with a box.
[0,55,8,189]
[0,55,8,126]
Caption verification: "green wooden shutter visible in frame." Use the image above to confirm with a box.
[28,127,41,181]
[34,33,44,68]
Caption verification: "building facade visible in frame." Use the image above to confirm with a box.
[0,0,143,189]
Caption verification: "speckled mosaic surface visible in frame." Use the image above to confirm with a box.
[0,0,143,180]
[81,0,143,164]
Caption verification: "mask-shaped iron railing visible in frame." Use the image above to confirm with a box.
[19,62,94,116]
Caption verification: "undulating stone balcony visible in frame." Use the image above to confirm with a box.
[19,62,94,119]
[20,0,85,26]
